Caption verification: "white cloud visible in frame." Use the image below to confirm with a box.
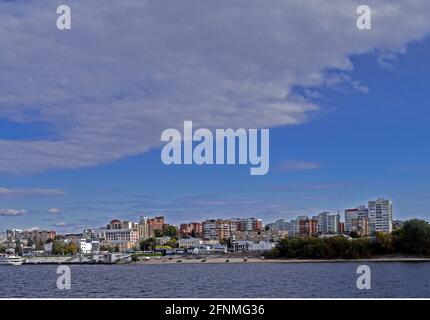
[0,0,429,173]
[24,227,40,232]
[48,208,61,214]
[0,209,27,217]
[53,222,68,227]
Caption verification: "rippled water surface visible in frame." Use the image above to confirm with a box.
[0,262,429,298]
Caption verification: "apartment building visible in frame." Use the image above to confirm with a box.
[202,219,236,240]
[179,222,203,238]
[368,198,393,233]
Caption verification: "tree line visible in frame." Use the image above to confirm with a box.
[266,219,430,259]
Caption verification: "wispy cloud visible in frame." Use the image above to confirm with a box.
[0,209,27,217]
[52,222,68,227]
[267,183,345,192]
[277,160,320,172]
[0,187,66,197]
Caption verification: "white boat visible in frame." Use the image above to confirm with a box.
[0,254,23,266]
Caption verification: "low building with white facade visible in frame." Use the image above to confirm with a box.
[235,240,276,251]
[79,239,100,255]
[178,237,203,248]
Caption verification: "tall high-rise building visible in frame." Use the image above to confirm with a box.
[202,219,236,240]
[368,198,393,233]
[345,205,370,236]
[298,218,318,236]
[289,216,309,236]
[231,217,263,232]
[317,212,340,234]
[266,219,290,232]
[138,216,150,240]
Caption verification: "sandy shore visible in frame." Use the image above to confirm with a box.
[135,256,430,265]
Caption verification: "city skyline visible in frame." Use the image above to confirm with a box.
[1,196,400,235]
[1,1,430,233]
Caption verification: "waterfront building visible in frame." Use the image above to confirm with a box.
[107,219,122,230]
[298,218,318,237]
[79,239,100,255]
[82,229,95,239]
[345,206,370,236]
[354,217,370,236]
[266,219,290,231]
[287,216,308,236]
[178,237,203,248]
[231,217,263,232]
[147,216,165,236]
[179,222,203,238]
[121,221,139,230]
[6,228,22,241]
[202,219,236,240]
[317,212,340,234]
[105,228,139,243]
[20,229,57,243]
[235,240,275,251]
[345,208,358,234]
[138,216,150,239]
[368,198,393,233]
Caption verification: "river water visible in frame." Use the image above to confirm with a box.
[0,262,429,298]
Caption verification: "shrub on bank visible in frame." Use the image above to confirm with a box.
[268,237,374,259]
[267,219,430,259]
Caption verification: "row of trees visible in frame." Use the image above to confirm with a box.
[51,240,78,255]
[139,237,179,251]
[267,219,430,259]
[153,225,178,238]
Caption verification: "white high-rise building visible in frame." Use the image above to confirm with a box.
[317,212,340,234]
[368,198,393,233]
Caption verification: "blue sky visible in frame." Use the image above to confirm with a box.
[1,1,430,232]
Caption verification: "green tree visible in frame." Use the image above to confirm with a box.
[219,238,233,248]
[271,236,374,259]
[67,242,78,255]
[349,231,359,238]
[163,225,178,238]
[393,219,430,256]
[27,238,34,248]
[140,237,157,251]
[35,240,44,251]
[15,240,23,256]
[153,229,163,237]
[166,239,178,248]
[131,253,139,262]
[373,232,394,254]
[53,240,66,255]
[100,244,114,252]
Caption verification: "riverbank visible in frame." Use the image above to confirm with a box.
[19,254,430,265]
[133,256,430,265]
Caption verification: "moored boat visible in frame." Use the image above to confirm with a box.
[0,254,23,266]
